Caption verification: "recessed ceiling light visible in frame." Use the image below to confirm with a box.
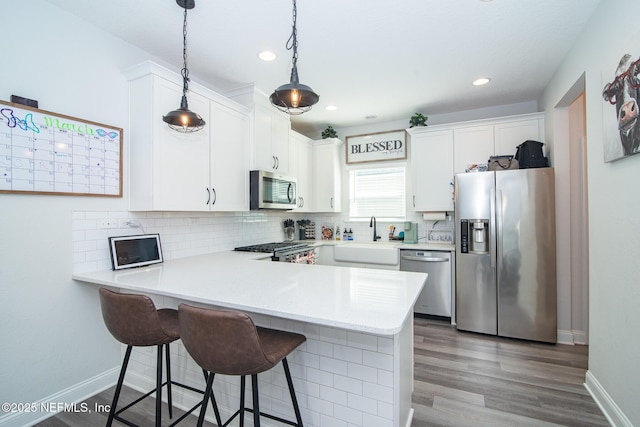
[365,115,377,120]
[325,105,337,111]
[258,51,277,62]
[473,77,491,86]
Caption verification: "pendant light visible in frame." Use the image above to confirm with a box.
[269,0,319,115]
[162,0,206,133]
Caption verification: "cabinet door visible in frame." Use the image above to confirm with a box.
[313,140,342,212]
[271,112,290,173]
[253,104,290,173]
[494,119,542,156]
[453,125,494,173]
[297,139,312,212]
[253,104,275,171]
[210,101,250,211]
[412,130,454,211]
[152,77,210,211]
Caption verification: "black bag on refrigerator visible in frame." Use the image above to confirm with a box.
[515,140,549,168]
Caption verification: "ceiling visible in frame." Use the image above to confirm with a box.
[46,0,600,137]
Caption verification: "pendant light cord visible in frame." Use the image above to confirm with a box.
[286,0,298,79]
[181,5,190,97]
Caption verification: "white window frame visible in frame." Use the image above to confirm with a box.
[348,166,406,220]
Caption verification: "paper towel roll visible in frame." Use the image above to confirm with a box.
[422,212,447,221]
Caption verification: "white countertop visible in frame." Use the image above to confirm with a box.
[73,251,428,335]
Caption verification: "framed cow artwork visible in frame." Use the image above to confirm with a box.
[602,53,640,162]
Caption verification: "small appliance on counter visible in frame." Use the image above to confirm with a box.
[402,222,418,244]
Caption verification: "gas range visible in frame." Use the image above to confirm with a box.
[234,242,317,263]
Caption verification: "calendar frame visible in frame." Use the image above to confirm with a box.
[0,100,123,197]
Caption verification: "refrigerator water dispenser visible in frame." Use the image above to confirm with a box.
[460,219,489,254]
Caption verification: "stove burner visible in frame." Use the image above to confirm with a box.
[234,242,309,253]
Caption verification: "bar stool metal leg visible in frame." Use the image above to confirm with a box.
[107,345,133,427]
[252,374,260,427]
[283,358,303,425]
[197,372,215,427]
[240,375,246,427]
[166,344,173,419]
[156,345,163,427]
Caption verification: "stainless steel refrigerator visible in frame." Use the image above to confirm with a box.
[454,168,556,343]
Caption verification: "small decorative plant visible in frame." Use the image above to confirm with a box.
[409,113,428,128]
[321,125,338,139]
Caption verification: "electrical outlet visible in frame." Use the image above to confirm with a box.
[99,220,117,229]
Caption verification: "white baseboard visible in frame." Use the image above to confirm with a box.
[557,328,587,345]
[585,371,633,427]
[0,368,119,427]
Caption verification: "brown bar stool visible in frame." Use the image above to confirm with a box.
[99,288,222,427]
[178,304,306,427]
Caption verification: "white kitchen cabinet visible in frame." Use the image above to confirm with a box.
[409,128,454,212]
[289,130,313,212]
[407,113,543,212]
[453,125,494,174]
[494,118,543,156]
[126,62,250,212]
[254,103,290,173]
[209,102,250,211]
[312,138,343,212]
[227,86,291,174]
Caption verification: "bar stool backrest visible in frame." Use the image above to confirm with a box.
[99,287,173,346]
[178,304,275,376]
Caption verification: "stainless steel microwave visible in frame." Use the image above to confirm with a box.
[250,170,297,210]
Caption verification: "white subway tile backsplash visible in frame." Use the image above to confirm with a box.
[319,356,348,376]
[334,403,363,425]
[363,412,394,427]
[347,331,378,351]
[307,339,334,358]
[348,393,378,415]
[334,374,363,395]
[377,336,395,355]
[362,383,394,404]
[377,369,394,387]
[363,350,394,371]
[347,362,377,382]
[333,344,363,363]
[319,384,347,406]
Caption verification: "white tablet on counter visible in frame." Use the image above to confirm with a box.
[108,234,163,270]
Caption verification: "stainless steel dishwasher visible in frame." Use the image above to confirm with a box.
[400,250,453,317]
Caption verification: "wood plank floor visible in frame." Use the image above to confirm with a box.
[411,317,609,427]
[36,317,609,426]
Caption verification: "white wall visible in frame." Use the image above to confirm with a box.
[539,0,639,424]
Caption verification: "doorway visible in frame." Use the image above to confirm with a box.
[553,76,589,345]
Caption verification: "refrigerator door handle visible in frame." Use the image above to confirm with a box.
[496,189,503,274]
[490,187,496,270]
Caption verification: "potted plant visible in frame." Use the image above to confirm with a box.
[321,125,338,139]
[409,113,428,128]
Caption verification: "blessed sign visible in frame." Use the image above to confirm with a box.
[346,130,407,164]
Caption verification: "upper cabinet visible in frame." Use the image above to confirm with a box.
[408,113,544,212]
[227,86,291,174]
[289,130,313,212]
[409,128,455,212]
[126,62,250,212]
[312,138,343,212]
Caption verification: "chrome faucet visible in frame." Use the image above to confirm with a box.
[370,216,381,241]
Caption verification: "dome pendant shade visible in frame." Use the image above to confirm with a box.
[162,95,205,133]
[270,77,319,115]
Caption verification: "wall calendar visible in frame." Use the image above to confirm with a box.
[0,100,122,197]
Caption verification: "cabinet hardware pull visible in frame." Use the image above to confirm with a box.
[272,156,277,169]
[275,156,279,169]
[331,197,333,209]
[211,187,217,205]
[301,196,304,208]
[206,188,211,205]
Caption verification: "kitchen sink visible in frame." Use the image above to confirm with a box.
[333,242,399,265]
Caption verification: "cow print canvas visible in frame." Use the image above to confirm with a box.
[602,53,640,162]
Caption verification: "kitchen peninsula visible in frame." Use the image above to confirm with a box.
[73,251,427,427]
